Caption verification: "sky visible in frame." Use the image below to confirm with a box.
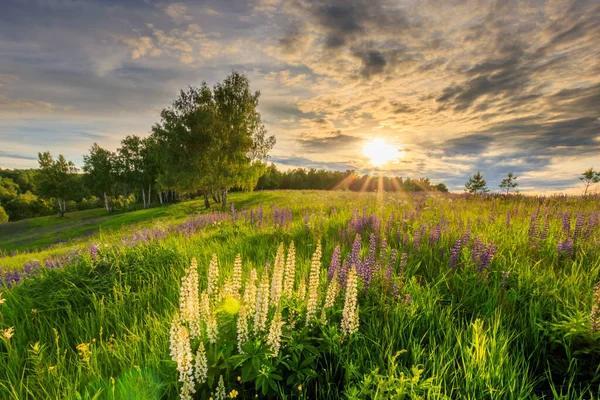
[0,0,599,193]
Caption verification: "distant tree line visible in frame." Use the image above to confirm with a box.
[256,164,448,192]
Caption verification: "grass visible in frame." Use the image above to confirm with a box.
[0,190,599,399]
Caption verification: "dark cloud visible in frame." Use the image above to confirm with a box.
[297,131,362,153]
[0,151,37,161]
[270,155,358,171]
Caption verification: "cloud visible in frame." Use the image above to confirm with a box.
[297,131,362,153]
[0,151,37,161]
[163,3,192,22]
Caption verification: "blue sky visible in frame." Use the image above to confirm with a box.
[1,0,599,193]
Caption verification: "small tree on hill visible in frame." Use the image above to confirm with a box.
[580,167,600,196]
[465,171,489,194]
[499,172,518,194]
[37,152,79,217]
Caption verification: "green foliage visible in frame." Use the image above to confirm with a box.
[37,152,80,217]
[499,172,518,194]
[465,171,489,194]
[0,205,8,223]
[580,167,600,195]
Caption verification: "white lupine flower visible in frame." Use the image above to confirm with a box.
[206,311,218,344]
[194,342,208,384]
[266,308,284,357]
[243,268,258,321]
[321,271,339,324]
[232,254,243,298]
[223,277,236,299]
[237,304,249,353]
[254,270,270,333]
[179,258,201,339]
[282,241,296,298]
[296,273,307,302]
[169,312,195,400]
[214,375,227,400]
[207,253,219,298]
[341,265,360,336]
[270,243,285,306]
[305,241,322,325]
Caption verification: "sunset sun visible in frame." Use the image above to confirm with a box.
[362,138,401,167]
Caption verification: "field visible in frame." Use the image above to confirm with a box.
[1,190,599,399]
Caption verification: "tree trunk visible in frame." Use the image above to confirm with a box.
[221,188,228,209]
[142,188,146,209]
[148,184,151,208]
[203,191,210,209]
[212,193,219,204]
[104,192,110,213]
[159,192,163,205]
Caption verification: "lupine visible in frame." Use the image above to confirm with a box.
[232,254,243,298]
[403,232,409,249]
[179,258,201,339]
[385,249,397,285]
[194,342,208,384]
[341,266,359,336]
[214,375,227,400]
[590,283,600,333]
[328,244,341,282]
[282,241,296,297]
[270,243,285,306]
[505,211,511,228]
[562,212,571,236]
[449,238,463,268]
[243,268,258,319]
[237,305,249,353]
[207,254,219,298]
[297,273,307,301]
[321,271,340,324]
[266,308,284,357]
[254,270,270,333]
[574,213,585,241]
[557,238,574,258]
[349,235,362,278]
[305,241,322,325]
[362,233,377,288]
[206,311,218,344]
[169,313,195,400]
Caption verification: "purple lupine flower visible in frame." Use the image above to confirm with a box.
[586,212,599,237]
[429,224,441,247]
[385,249,397,285]
[403,233,409,249]
[539,217,549,240]
[562,212,571,237]
[339,259,349,289]
[328,245,341,282]
[505,212,511,228]
[478,243,496,272]
[501,271,510,290]
[89,244,99,259]
[413,230,420,251]
[574,213,585,241]
[404,294,412,305]
[449,238,463,268]
[529,207,539,240]
[557,238,574,258]
[362,233,377,288]
[398,252,407,276]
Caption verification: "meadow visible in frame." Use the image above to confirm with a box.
[0,190,599,399]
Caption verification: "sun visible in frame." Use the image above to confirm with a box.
[362,138,401,167]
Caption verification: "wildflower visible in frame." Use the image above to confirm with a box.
[270,243,285,306]
[557,238,574,258]
[305,241,322,325]
[2,326,15,341]
[48,366,56,372]
[243,268,258,320]
[328,244,341,282]
[385,249,397,287]
[321,271,339,324]
[266,308,284,357]
[179,258,201,339]
[76,342,92,363]
[237,305,249,353]
[254,270,270,333]
[0,292,5,305]
[221,296,240,315]
[232,254,243,298]
[237,376,241,381]
[230,390,239,398]
[562,212,571,236]
[449,238,463,268]
[214,375,227,400]
[298,385,302,391]
[282,241,296,297]
[206,311,219,344]
[591,283,600,333]
[194,342,208,384]
[341,266,359,336]
[296,273,307,301]
[169,313,195,399]
[208,254,219,298]
[574,213,585,241]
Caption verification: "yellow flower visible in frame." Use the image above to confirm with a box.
[221,296,240,315]
[298,385,302,391]
[237,376,241,381]
[2,327,14,340]
[229,389,239,398]
[76,342,92,363]
[48,366,56,372]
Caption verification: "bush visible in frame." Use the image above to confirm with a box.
[0,205,8,223]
